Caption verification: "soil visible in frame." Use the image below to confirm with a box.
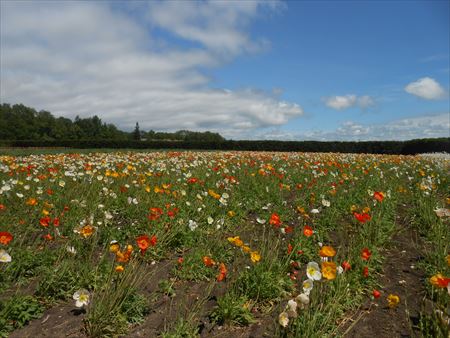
[340,209,426,338]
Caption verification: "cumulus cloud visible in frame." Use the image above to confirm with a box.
[324,94,375,110]
[404,77,446,100]
[0,1,302,137]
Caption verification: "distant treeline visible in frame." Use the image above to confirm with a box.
[1,103,449,154]
[0,103,225,142]
[1,138,448,155]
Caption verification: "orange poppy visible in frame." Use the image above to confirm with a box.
[373,191,384,202]
[202,256,216,267]
[320,245,336,257]
[303,225,314,237]
[217,263,227,282]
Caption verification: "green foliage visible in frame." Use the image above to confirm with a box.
[210,292,254,326]
[0,295,44,337]
[234,260,293,302]
[161,318,200,338]
[120,291,150,325]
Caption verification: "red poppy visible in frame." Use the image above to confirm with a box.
[341,261,352,271]
[354,212,371,224]
[361,248,372,261]
[373,289,381,298]
[167,208,179,218]
[149,235,157,246]
[0,204,5,211]
[53,218,60,227]
[0,231,13,245]
[187,178,198,184]
[362,266,369,278]
[303,225,314,237]
[39,216,51,227]
[284,226,293,234]
[42,233,53,241]
[177,257,184,265]
[373,191,384,202]
[287,243,293,255]
[269,213,281,227]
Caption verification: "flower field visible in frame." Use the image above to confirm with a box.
[0,150,449,337]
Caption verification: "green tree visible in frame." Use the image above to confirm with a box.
[133,122,141,141]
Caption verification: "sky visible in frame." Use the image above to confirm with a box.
[1,0,449,141]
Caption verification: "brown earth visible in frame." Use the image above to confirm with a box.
[340,212,426,338]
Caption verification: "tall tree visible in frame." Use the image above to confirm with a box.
[133,122,141,141]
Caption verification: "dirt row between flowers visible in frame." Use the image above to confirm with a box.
[339,204,427,338]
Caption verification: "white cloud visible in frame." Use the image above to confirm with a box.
[404,77,446,100]
[324,94,375,110]
[0,1,301,138]
[248,113,449,141]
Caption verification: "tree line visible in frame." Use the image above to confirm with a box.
[0,103,448,154]
[0,103,225,142]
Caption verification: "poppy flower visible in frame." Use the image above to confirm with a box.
[269,213,282,227]
[0,204,5,210]
[373,191,384,202]
[306,262,322,281]
[115,265,124,273]
[203,256,216,267]
[302,278,314,294]
[303,225,314,237]
[39,216,51,227]
[373,289,381,298]
[250,251,261,263]
[0,249,11,263]
[321,261,337,280]
[42,233,53,241]
[341,261,351,271]
[217,263,227,282]
[354,212,371,224]
[361,248,371,261]
[287,243,293,255]
[110,240,120,253]
[430,273,450,288]
[136,235,151,254]
[319,246,336,258]
[79,225,95,238]
[387,294,400,308]
[0,232,13,245]
[73,289,90,308]
[227,236,243,247]
[362,266,369,278]
[278,311,289,327]
[26,198,37,206]
[116,245,133,263]
[53,218,60,227]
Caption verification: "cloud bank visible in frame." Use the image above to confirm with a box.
[0,1,302,138]
[253,113,449,141]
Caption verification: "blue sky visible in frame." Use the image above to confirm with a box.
[1,0,449,140]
